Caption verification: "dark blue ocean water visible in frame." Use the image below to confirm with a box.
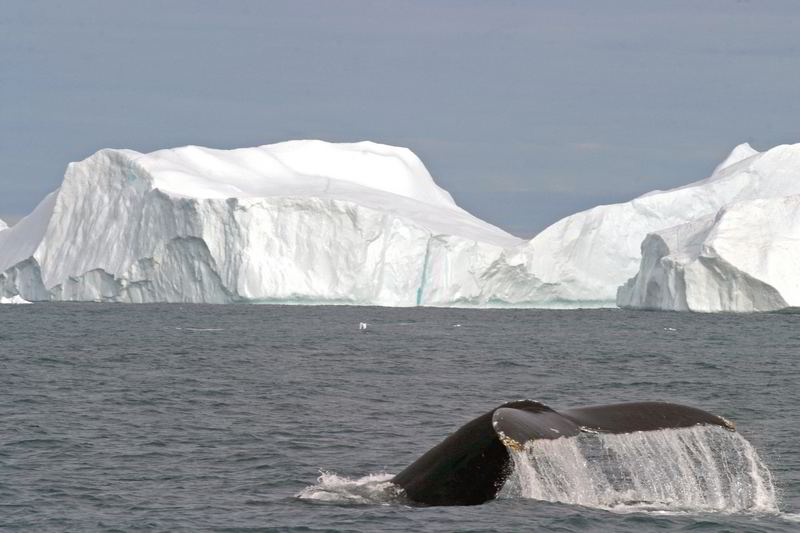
[1,304,798,531]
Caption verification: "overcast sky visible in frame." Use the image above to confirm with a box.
[2,0,799,236]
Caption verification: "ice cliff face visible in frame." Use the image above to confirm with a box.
[1,140,567,305]
[618,143,800,312]
[517,142,800,308]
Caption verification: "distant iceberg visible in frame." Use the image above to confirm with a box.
[0,294,30,304]
[515,143,779,303]
[2,139,799,310]
[618,144,800,312]
[0,141,544,305]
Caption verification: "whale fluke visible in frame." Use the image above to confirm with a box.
[392,400,734,506]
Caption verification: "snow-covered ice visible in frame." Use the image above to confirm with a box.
[516,142,800,305]
[3,139,799,310]
[618,195,800,312]
[0,140,544,305]
[618,143,800,312]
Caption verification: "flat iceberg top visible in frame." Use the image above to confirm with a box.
[124,140,457,208]
[109,140,520,248]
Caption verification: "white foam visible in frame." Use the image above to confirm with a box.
[296,471,400,505]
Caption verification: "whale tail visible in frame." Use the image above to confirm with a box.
[392,400,734,506]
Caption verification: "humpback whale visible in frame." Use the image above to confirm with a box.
[392,400,735,506]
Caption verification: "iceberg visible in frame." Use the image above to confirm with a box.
[1,140,562,305]
[618,195,800,312]
[519,142,800,307]
[509,142,757,303]
[3,139,798,309]
[0,294,31,304]
[618,143,800,312]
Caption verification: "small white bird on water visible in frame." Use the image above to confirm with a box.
[359,322,368,331]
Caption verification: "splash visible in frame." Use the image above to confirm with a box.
[501,425,778,513]
[297,472,403,505]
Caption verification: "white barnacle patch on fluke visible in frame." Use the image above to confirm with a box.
[496,430,524,452]
[719,416,737,431]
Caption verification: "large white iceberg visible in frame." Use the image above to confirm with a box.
[618,143,800,312]
[4,139,798,308]
[617,197,800,312]
[1,140,571,305]
[508,142,762,302]
[514,142,800,310]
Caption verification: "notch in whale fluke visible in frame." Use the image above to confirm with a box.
[392,400,734,506]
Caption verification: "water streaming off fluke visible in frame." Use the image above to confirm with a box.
[501,425,777,513]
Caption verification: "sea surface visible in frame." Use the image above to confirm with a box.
[1,303,798,532]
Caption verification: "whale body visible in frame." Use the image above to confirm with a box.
[392,400,735,506]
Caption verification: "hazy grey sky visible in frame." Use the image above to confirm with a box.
[2,0,799,236]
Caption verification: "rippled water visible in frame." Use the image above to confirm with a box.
[1,304,799,531]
